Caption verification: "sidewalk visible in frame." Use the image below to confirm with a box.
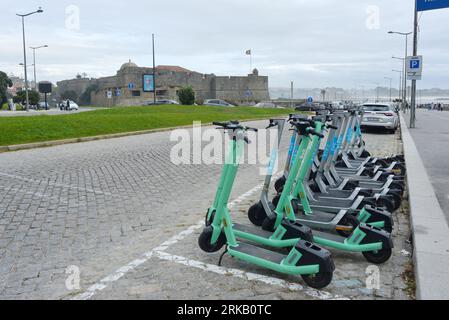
[400,113,449,300]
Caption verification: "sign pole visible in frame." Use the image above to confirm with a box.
[152,33,156,105]
[410,0,419,128]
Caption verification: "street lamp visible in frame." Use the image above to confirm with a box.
[392,70,403,102]
[16,7,44,111]
[392,55,406,105]
[388,31,412,109]
[30,45,48,90]
[384,77,392,102]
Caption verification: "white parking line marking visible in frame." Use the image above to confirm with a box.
[154,251,348,300]
[0,172,111,196]
[71,255,153,300]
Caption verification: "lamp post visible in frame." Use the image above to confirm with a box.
[30,45,48,90]
[388,31,412,110]
[16,7,44,111]
[392,56,405,105]
[392,70,403,102]
[384,77,392,102]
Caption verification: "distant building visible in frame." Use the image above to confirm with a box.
[56,61,270,106]
[7,75,26,95]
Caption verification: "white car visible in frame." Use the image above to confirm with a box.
[361,103,399,133]
[62,101,79,110]
[38,102,50,110]
[203,99,235,107]
[254,102,277,108]
[146,99,179,105]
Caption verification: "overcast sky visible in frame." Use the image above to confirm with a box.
[1,0,448,89]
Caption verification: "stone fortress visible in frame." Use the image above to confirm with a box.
[56,60,270,106]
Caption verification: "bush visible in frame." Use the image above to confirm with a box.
[79,84,98,106]
[177,86,195,105]
[195,97,204,106]
[13,90,40,105]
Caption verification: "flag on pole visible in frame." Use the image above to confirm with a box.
[245,49,251,55]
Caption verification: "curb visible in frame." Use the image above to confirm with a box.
[0,117,274,153]
[400,113,449,300]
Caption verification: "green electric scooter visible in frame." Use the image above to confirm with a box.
[249,120,394,264]
[199,121,335,289]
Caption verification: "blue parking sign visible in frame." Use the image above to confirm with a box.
[410,59,420,69]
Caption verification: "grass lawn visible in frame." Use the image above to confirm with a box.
[0,105,293,146]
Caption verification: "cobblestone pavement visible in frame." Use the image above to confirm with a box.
[0,119,413,300]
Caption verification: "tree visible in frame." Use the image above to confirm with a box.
[177,86,195,105]
[79,84,98,105]
[0,71,13,105]
[61,90,79,102]
[13,90,40,105]
[320,89,327,102]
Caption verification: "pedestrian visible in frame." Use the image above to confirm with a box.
[66,99,70,111]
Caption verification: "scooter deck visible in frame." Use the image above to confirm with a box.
[295,210,340,223]
[233,223,273,238]
[231,242,284,264]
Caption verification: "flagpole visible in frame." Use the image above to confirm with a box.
[250,50,252,73]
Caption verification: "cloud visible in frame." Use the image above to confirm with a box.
[2,0,448,89]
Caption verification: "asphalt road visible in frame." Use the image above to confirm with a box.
[408,110,449,222]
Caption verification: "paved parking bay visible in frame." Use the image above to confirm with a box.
[0,119,412,300]
[407,110,449,223]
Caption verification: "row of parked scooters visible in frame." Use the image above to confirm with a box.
[198,108,406,289]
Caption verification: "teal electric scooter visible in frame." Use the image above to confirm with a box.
[249,120,394,264]
[199,121,335,289]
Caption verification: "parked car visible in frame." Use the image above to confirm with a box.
[361,103,399,133]
[38,102,50,110]
[331,101,345,110]
[59,100,79,111]
[254,102,277,108]
[295,103,325,112]
[146,99,180,105]
[203,99,235,107]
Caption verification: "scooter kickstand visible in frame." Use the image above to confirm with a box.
[218,246,228,267]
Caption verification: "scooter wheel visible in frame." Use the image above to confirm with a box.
[388,192,402,210]
[362,248,392,264]
[376,197,394,213]
[274,176,286,193]
[271,194,281,207]
[301,272,333,289]
[393,163,406,176]
[390,182,404,192]
[360,150,371,158]
[198,226,226,253]
[248,201,266,226]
